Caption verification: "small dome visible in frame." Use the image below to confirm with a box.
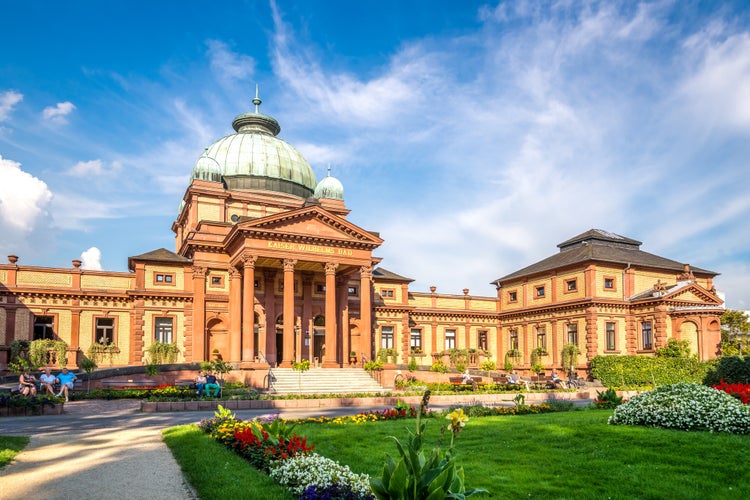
[190,150,223,183]
[192,90,317,198]
[314,167,344,200]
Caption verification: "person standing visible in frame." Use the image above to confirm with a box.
[39,367,58,395]
[56,367,77,402]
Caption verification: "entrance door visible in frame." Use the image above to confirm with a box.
[313,328,325,365]
[275,328,283,367]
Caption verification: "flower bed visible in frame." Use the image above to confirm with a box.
[609,382,750,433]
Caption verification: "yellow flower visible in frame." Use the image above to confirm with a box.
[446,408,469,434]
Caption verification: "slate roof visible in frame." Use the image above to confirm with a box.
[493,229,718,284]
[128,248,192,270]
[373,267,414,283]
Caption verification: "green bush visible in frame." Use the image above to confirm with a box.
[703,356,750,386]
[590,354,710,388]
[429,359,448,373]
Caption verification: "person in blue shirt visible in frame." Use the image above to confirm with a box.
[204,371,221,397]
[56,367,77,402]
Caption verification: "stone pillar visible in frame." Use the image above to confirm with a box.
[585,306,598,363]
[301,273,313,361]
[191,266,207,361]
[324,262,339,367]
[282,259,297,366]
[337,275,349,364]
[262,270,276,363]
[359,264,373,362]
[229,267,242,362]
[242,254,257,361]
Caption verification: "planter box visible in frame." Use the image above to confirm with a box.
[43,404,64,415]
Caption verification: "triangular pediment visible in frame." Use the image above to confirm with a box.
[233,206,383,247]
[663,282,723,306]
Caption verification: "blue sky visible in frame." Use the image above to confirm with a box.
[1,0,749,309]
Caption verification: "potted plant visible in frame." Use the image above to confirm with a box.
[530,346,548,367]
[561,343,580,378]
[349,351,357,366]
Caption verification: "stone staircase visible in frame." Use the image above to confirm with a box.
[266,367,389,395]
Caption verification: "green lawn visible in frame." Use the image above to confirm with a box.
[166,409,750,499]
[0,436,30,469]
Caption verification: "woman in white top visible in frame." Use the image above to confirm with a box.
[39,367,58,395]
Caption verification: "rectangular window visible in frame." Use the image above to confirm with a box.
[536,327,547,350]
[478,330,488,351]
[606,322,616,351]
[508,291,518,302]
[509,329,519,350]
[604,277,615,289]
[567,323,578,345]
[348,286,358,296]
[445,329,456,349]
[535,285,545,297]
[381,289,394,298]
[95,318,115,345]
[381,326,394,349]
[565,279,577,292]
[316,283,326,293]
[154,273,175,285]
[209,275,224,287]
[33,315,55,340]
[641,321,653,350]
[254,279,260,288]
[155,317,174,344]
[410,329,422,351]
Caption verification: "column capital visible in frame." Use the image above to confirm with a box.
[283,258,298,272]
[360,264,373,279]
[191,266,207,279]
[241,252,258,268]
[325,262,339,275]
[229,267,242,280]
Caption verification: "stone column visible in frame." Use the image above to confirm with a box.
[262,270,276,363]
[229,267,242,362]
[337,275,349,364]
[242,254,257,361]
[359,264,373,363]
[282,259,297,366]
[301,273,313,362]
[324,262,339,367]
[191,266,207,361]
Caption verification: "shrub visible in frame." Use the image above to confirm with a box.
[590,354,710,388]
[593,388,624,409]
[429,359,448,373]
[609,383,750,434]
[703,356,750,386]
[480,359,496,371]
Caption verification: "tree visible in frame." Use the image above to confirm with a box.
[721,310,750,355]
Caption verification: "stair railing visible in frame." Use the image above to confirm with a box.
[258,351,276,393]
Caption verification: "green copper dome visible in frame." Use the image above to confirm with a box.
[190,92,317,198]
[314,167,344,200]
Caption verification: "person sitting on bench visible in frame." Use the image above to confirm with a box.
[462,369,473,384]
[39,367,58,395]
[56,367,77,402]
[551,368,563,386]
[18,369,37,397]
[204,371,221,397]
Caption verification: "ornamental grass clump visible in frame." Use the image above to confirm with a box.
[269,453,373,499]
[609,382,750,434]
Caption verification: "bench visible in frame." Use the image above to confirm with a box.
[448,376,484,390]
[101,379,160,390]
[174,379,196,388]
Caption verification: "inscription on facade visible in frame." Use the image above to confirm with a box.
[267,241,353,256]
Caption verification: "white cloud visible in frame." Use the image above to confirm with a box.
[0,90,23,121]
[677,32,750,132]
[0,155,54,256]
[66,159,122,177]
[206,39,255,84]
[80,246,103,271]
[42,101,76,124]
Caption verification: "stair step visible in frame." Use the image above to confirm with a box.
[265,368,389,395]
